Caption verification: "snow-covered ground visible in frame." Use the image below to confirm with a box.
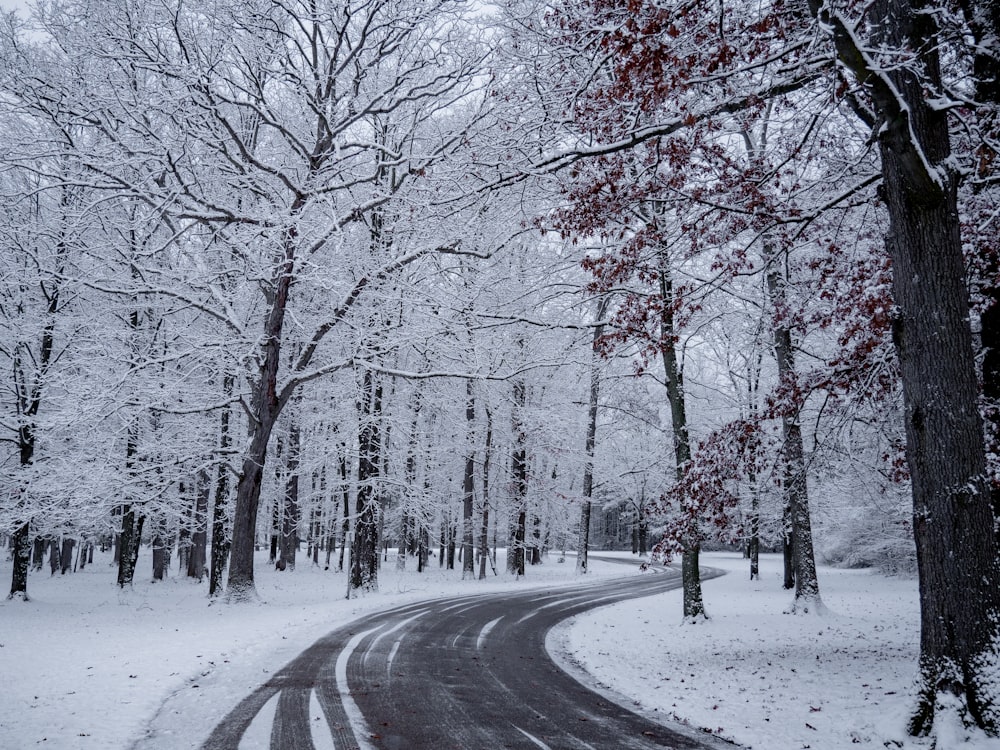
[0,548,968,750]
[553,552,934,750]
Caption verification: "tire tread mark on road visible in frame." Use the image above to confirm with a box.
[272,687,312,750]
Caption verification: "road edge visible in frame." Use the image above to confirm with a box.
[544,565,741,750]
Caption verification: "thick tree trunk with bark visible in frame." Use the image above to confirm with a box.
[887,162,1000,733]
[226,213,298,601]
[351,370,382,592]
[59,538,73,575]
[9,241,62,598]
[8,522,30,599]
[884,144,1000,733]
[812,0,1000,732]
[117,506,144,588]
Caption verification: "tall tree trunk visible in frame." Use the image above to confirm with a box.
[781,506,795,589]
[209,376,234,598]
[748,475,760,581]
[9,522,31,599]
[118,418,144,588]
[577,296,606,576]
[888,157,1000,733]
[446,517,456,570]
[530,511,542,565]
[187,471,209,580]
[31,537,45,571]
[117,505,144,588]
[8,414,35,598]
[151,517,169,582]
[462,380,476,578]
[508,380,527,577]
[637,494,648,555]
[49,538,60,576]
[280,419,301,571]
[59,538,74,575]
[765,247,821,611]
[479,406,493,579]
[351,370,382,592]
[9,223,64,599]
[337,453,349,572]
[814,0,1000,732]
[226,209,298,601]
[659,261,706,620]
[177,483,191,575]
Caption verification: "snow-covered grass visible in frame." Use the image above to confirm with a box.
[1,548,983,750]
[553,552,951,750]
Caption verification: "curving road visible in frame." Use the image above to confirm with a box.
[200,561,729,750]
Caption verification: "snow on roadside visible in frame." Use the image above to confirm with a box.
[0,549,624,750]
[553,552,931,750]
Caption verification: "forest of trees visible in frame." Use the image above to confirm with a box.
[1,0,997,740]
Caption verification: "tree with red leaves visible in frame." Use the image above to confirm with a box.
[534,0,1000,736]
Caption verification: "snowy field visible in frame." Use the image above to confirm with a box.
[553,553,939,750]
[0,549,948,750]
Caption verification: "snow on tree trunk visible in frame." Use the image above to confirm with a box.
[578,295,609,575]
[508,379,527,577]
[462,380,476,579]
[209,377,233,598]
[811,0,1000,732]
[351,369,382,593]
[479,406,493,580]
[117,506,144,589]
[766,250,822,613]
[8,522,30,600]
[280,419,301,572]
[226,196,299,601]
[187,472,209,581]
[659,263,706,621]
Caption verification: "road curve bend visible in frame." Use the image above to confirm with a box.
[199,563,731,750]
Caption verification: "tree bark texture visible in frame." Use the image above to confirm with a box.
[351,370,382,592]
[884,152,1000,733]
[209,377,233,597]
[462,380,476,578]
[280,420,301,571]
[508,379,527,577]
[117,506,144,588]
[479,406,493,579]
[8,522,30,599]
[659,263,705,620]
[187,472,209,580]
[812,0,1000,731]
[151,519,170,581]
[766,249,821,610]
[9,232,63,598]
[226,207,299,601]
[578,295,609,575]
